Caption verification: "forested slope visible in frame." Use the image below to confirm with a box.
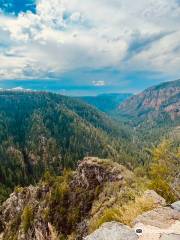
[0,91,135,202]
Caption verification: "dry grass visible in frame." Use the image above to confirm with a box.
[88,194,154,233]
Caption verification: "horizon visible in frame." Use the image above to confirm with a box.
[0,78,178,96]
[0,1,180,95]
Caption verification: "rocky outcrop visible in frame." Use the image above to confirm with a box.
[0,185,50,240]
[84,222,138,240]
[71,157,132,189]
[0,157,133,240]
[0,186,39,225]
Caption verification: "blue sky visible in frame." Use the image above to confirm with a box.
[0,0,179,95]
[0,0,36,15]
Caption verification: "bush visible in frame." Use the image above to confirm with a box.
[149,178,176,203]
[21,205,33,233]
[148,139,178,203]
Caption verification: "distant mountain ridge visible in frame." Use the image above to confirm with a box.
[79,93,132,113]
[118,79,180,126]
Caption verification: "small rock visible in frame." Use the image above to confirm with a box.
[84,222,138,240]
[171,201,180,212]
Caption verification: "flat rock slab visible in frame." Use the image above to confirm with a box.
[133,206,180,240]
[133,207,180,229]
[134,221,180,240]
[84,222,138,240]
[160,234,180,240]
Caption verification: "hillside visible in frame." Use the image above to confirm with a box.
[117,80,180,143]
[118,79,180,125]
[0,88,179,240]
[0,91,136,202]
[79,93,132,113]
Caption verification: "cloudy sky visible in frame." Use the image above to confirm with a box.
[0,0,179,95]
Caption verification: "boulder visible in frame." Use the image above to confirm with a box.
[84,222,138,240]
[142,190,166,207]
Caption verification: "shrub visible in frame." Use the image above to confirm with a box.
[148,139,178,203]
[149,178,176,203]
[89,208,120,232]
[21,205,33,233]
[14,186,24,194]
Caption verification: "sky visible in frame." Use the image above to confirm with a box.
[0,0,179,95]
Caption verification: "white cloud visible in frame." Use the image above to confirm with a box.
[10,86,32,91]
[69,12,82,22]
[0,86,32,91]
[92,80,106,87]
[0,0,179,80]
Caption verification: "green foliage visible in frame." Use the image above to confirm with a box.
[41,169,103,237]
[148,139,179,203]
[90,208,120,231]
[43,170,74,233]
[21,205,33,233]
[0,91,137,202]
[0,184,11,204]
[0,86,179,239]
[148,178,176,203]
